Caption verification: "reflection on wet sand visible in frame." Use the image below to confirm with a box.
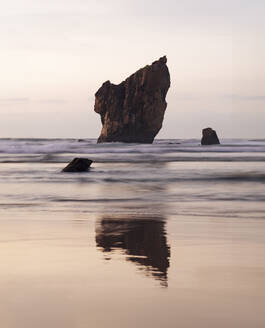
[96,216,170,287]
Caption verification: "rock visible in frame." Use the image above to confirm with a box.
[201,128,220,145]
[94,56,170,143]
[62,158,93,172]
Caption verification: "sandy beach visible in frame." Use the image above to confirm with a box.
[1,211,265,327]
[0,138,265,327]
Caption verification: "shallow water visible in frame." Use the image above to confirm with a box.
[0,138,265,327]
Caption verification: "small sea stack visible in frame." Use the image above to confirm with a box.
[62,158,93,172]
[94,56,170,144]
[201,128,220,145]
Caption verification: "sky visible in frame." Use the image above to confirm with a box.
[0,0,265,139]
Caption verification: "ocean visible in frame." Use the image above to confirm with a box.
[0,138,265,327]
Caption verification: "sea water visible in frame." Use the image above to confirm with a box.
[0,138,265,327]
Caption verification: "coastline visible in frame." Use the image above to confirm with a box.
[1,210,265,328]
[0,138,264,327]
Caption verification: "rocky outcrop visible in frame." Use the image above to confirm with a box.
[94,56,170,143]
[62,158,93,172]
[201,128,220,145]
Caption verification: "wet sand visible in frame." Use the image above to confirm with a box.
[1,140,265,327]
[1,210,265,328]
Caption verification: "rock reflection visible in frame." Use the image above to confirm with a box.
[96,216,170,287]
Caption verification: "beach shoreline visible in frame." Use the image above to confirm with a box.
[0,138,264,327]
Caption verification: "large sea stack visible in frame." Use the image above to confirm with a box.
[94,56,170,143]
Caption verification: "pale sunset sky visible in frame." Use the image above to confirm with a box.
[0,0,264,138]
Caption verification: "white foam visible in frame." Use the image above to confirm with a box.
[0,138,265,155]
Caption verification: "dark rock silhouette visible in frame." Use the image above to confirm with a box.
[62,158,93,172]
[201,128,220,145]
[96,216,170,287]
[94,56,170,143]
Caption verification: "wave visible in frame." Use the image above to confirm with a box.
[1,155,265,164]
[0,138,265,155]
[1,192,264,207]
[0,138,264,167]
[1,169,264,185]
[50,197,144,203]
[101,174,265,183]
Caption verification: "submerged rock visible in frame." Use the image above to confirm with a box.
[62,158,93,172]
[94,56,170,143]
[201,128,220,145]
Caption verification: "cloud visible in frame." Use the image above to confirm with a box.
[37,99,67,104]
[0,98,30,103]
[173,94,199,101]
[224,94,265,101]
[0,98,68,107]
